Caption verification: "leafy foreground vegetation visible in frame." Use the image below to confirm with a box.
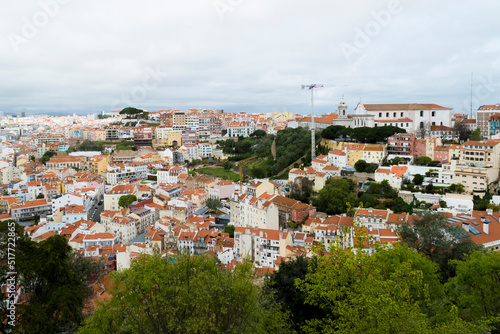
[78,243,498,334]
[0,221,101,334]
[79,255,293,334]
[2,217,499,334]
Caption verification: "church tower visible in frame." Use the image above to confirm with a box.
[338,97,348,118]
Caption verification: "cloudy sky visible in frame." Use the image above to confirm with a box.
[1,0,499,116]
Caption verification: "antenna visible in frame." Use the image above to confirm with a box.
[470,72,473,118]
[301,84,323,161]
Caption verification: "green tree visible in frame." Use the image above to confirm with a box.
[223,160,232,171]
[224,224,235,237]
[79,255,294,334]
[470,127,482,141]
[364,163,379,173]
[265,256,325,332]
[399,211,483,281]
[118,194,137,208]
[40,150,56,165]
[447,251,500,333]
[354,159,367,172]
[0,223,101,334]
[454,121,472,143]
[119,107,143,117]
[415,156,432,165]
[36,193,45,199]
[448,183,465,194]
[250,129,266,138]
[314,178,357,215]
[413,173,424,185]
[297,244,486,334]
[206,198,223,211]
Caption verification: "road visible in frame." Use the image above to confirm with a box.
[88,198,104,222]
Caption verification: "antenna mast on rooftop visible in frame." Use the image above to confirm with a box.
[301,84,323,161]
[470,72,473,118]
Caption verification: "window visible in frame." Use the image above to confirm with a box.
[420,110,424,117]
[401,112,404,117]
[379,113,382,117]
[393,112,396,117]
[386,112,389,117]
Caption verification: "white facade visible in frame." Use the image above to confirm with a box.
[230,195,280,230]
[354,103,452,135]
[52,193,91,213]
[198,143,212,158]
[327,150,347,169]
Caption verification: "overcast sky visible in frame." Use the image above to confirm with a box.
[1,0,499,116]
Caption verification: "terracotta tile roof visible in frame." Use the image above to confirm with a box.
[363,103,451,111]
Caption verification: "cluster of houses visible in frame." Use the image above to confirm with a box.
[0,102,499,278]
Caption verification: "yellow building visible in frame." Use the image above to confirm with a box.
[94,129,107,141]
[168,130,182,146]
[425,138,442,161]
[448,144,461,160]
[362,145,387,164]
[89,155,110,176]
[343,143,366,166]
[16,156,30,167]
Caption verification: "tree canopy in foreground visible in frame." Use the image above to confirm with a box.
[79,255,293,334]
[296,243,490,334]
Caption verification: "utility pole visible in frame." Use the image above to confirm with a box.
[301,84,323,162]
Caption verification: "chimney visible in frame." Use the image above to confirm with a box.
[279,232,283,239]
[487,208,493,216]
[462,222,470,233]
[481,216,486,223]
[483,220,490,235]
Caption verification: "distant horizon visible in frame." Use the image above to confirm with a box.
[0,100,483,118]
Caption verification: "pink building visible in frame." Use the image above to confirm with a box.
[434,146,449,163]
[414,139,427,158]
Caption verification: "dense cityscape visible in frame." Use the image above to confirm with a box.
[0,103,499,332]
[2,0,500,332]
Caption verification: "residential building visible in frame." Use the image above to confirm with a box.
[374,165,408,189]
[386,133,416,159]
[327,149,347,169]
[104,184,136,211]
[11,199,52,220]
[477,104,500,138]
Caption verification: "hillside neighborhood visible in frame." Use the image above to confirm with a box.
[1,103,500,332]
[0,104,499,271]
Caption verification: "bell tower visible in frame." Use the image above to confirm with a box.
[338,97,348,118]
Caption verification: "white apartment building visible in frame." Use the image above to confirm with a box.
[327,150,347,169]
[106,164,148,185]
[198,143,212,158]
[157,165,187,185]
[234,227,292,268]
[230,194,280,230]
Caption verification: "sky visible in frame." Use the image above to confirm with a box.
[1,0,499,116]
